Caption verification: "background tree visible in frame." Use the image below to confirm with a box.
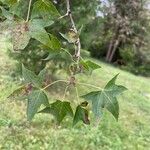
[89,0,150,76]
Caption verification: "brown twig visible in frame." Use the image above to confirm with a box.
[65,0,81,63]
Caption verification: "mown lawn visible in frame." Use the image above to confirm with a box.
[0,42,150,150]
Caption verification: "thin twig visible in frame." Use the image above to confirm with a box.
[26,0,32,22]
[42,80,68,90]
[58,13,68,20]
[66,0,76,32]
[65,0,81,63]
[62,86,69,100]
[77,82,102,90]
[75,86,80,103]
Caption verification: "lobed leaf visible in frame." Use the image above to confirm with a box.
[7,85,28,100]
[80,60,101,74]
[9,0,27,18]
[22,64,42,87]
[104,74,127,97]
[81,91,104,117]
[29,18,54,28]
[27,90,49,121]
[50,34,61,50]
[38,68,47,82]
[31,0,60,19]
[0,0,17,6]
[39,100,73,124]
[1,18,30,50]
[29,19,52,48]
[28,19,61,50]
[12,24,30,50]
[81,74,127,120]
[0,7,14,20]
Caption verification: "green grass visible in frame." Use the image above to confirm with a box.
[0,45,150,150]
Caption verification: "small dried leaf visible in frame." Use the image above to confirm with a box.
[73,105,90,126]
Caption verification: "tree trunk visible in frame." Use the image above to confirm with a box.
[106,39,114,62]
[106,26,120,62]
[108,38,120,62]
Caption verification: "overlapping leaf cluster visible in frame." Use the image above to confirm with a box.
[1,0,127,126]
[0,0,60,50]
[8,65,127,125]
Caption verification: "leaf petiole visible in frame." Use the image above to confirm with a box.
[42,80,68,90]
[26,0,32,22]
[75,86,80,103]
[77,82,102,90]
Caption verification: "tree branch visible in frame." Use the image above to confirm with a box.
[65,0,81,63]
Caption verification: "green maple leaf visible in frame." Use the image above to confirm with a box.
[29,19,61,50]
[22,64,43,87]
[4,18,60,50]
[39,100,73,124]
[27,90,49,121]
[80,60,101,74]
[0,7,14,20]
[1,2,60,50]
[7,85,27,100]
[31,0,60,19]
[49,34,61,50]
[29,18,54,28]
[0,0,17,6]
[29,19,52,48]
[81,74,127,120]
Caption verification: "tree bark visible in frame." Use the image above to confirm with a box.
[106,39,114,62]
[108,38,120,62]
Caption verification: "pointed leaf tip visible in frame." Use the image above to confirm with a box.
[22,64,42,87]
[27,90,49,121]
[82,74,127,121]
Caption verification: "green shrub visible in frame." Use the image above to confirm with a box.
[120,46,150,76]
